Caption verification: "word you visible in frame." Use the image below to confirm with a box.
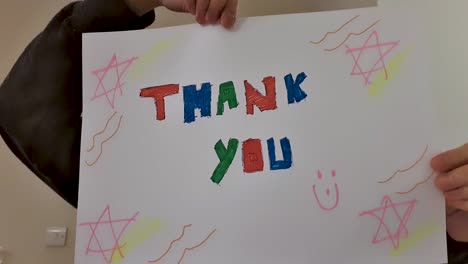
[211,137,293,184]
[140,72,309,124]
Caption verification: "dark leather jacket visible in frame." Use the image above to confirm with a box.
[0,0,154,208]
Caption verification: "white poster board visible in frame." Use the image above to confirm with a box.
[77,7,447,264]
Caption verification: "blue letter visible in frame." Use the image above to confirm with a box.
[267,137,292,170]
[183,83,212,123]
[285,72,308,104]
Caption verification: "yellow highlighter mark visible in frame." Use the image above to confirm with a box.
[111,217,166,264]
[390,222,441,257]
[368,47,412,97]
[128,35,183,80]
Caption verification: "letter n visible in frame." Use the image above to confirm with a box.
[244,76,277,115]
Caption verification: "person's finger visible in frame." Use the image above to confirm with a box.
[446,204,460,216]
[435,164,468,192]
[220,0,238,29]
[431,143,468,172]
[445,186,468,201]
[447,199,468,212]
[185,0,196,15]
[205,0,228,24]
[196,0,210,24]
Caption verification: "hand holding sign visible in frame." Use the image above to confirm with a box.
[432,144,468,242]
[157,0,238,28]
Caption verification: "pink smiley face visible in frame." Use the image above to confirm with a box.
[312,170,340,212]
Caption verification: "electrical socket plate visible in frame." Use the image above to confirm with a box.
[46,227,67,247]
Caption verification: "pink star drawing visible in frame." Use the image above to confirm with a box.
[79,205,139,263]
[345,31,399,86]
[359,195,417,250]
[91,54,138,109]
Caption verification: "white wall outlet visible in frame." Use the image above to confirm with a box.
[45,227,67,247]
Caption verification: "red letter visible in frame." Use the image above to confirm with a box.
[244,76,277,115]
[242,139,264,173]
[140,84,179,121]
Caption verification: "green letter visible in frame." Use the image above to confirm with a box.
[210,138,239,184]
[217,81,239,115]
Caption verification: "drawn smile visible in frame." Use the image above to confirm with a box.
[312,170,340,212]
[313,184,340,211]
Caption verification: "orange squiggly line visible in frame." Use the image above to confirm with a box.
[396,172,435,195]
[325,20,381,52]
[85,115,123,166]
[378,145,429,184]
[87,112,117,152]
[148,224,192,263]
[177,229,217,264]
[310,15,360,44]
